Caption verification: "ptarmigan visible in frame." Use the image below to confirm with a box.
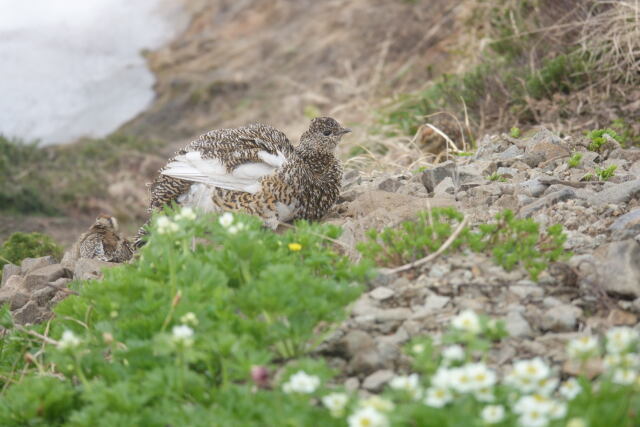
[135,117,350,246]
[76,215,133,263]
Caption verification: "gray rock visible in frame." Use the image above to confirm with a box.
[32,286,59,307]
[497,167,518,178]
[525,128,571,161]
[505,310,533,337]
[362,369,394,392]
[349,349,383,375]
[540,305,582,332]
[1,264,21,287]
[424,294,450,311]
[610,208,640,241]
[342,330,375,357]
[73,258,118,281]
[433,176,455,196]
[24,264,72,292]
[344,377,360,392]
[519,189,576,218]
[20,256,56,275]
[375,308,412,322]
[588,179,640,206]
[370,287,394,301]
[475,135,512,159]
[509,284,544,299]
[420,161,479,193]
[593,239,640,298]
[377,177,403,193]
[12,301,46,325]
[0,275,25,306]
[10,291,29,311]
[496,145,524,159]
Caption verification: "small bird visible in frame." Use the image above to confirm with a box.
[77,215,133,263]
[135,117,350,246]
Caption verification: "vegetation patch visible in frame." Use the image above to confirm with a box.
[357,208,567,281]
[0,232,63,279]
[0,209,370,425]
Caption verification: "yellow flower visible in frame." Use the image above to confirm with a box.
[288,243,302,251]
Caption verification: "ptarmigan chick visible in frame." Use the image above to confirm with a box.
[77,215,133,263]
[136,117,350,246]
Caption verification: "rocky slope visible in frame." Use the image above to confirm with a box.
[2,128,639,394]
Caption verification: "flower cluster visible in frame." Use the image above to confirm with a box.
[156,216,179,234]
[171,324,194,347]
[174,207,197,222]
[57,330,81,350]
[218,212,246,234]
[282,371,320,394]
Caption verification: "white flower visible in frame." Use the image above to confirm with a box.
[474,387,495,402]
[347,407,389,427]
[227,222,246,235]
[567,335,599,359]
[518,409,549,427]
[612,368,637,385]
[548,401,567,420]
[558,378,581,400]
[606,327,639,355]
[536,376,559,396]
[180,312,198,326]
[58,330,81,350]
[157,216,179,234]
[466,363,497,390]
[218,212,234,228]
[175,207,196,221]
[424,387,452,408]
[412,343,426,354]
[448,366,474,393]
[360,396,395,412]
[171,324,194,346]
[322,393,349,417]
[451,310,481,334]
[430,367,451,389]
[513,395,554,414]
[282,371,321,394]
[389,373,422,400]
[481,405,505,424]
[506,358,551,393]
[442,345,465,363]
[603,353,640,370]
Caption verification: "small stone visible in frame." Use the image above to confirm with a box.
[610,207,640,241]
[20,256,56,275]
[370,287,394,301]
[593,239,640,298]
[497,167,518,178]
[424,294,450,311]
[362,369,394,392]
[349,349,382,375]
[505,310,533,338]
[518,188,576,218]
[375,308,412,322]
[12,301,45,325]
[519,179,549,197]
[73,258,118,281]
[10,292,29,311]
[24,264,71,292]
[606,308,637,326]
[540,305,582,332]
[342,330,375,357]
[0,275,26,306]
[433,176,455,196]
[509,284,544,299]
[588,179,640,206]
[32,286,58,307]
[377,177,403,193]
[344,377,360,392]
[1,264,21,287]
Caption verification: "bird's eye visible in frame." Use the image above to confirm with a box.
[323,130,331,136]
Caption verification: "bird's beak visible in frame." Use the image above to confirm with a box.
[338,128,352,135]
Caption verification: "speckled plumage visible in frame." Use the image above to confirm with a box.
[135,117,350,246]
[77,215,133,263]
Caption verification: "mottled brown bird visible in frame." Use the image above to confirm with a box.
[135,117,350,246]
[77,215,133,263]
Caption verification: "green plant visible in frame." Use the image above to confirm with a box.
[487,173,507,182]
[0,232,63,273]
[567,152,583,168]
[0,209,371,425]
[317,311,640,426]
[595,165,617,181]
[586,128,623,152]
[357,208,567,281]
[509,126,521,138]
[525,53,588,100]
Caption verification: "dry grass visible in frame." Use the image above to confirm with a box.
[580,0,640,85]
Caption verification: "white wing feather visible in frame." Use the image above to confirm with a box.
[161,150,286,194]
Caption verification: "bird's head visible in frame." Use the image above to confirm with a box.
[95,214,118,231]
[300,117,351,153]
